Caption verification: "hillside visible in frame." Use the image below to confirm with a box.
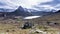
[25,10,60,29]
[0,10,59,34]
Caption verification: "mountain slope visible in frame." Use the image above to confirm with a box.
[12,6,33,16]
[31,11,54,16]
[27,9,55,16]
[0,6,33,17]
[25,10,60,28]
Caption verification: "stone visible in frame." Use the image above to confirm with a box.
[22,22,34,29]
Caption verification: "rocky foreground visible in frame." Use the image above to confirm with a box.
[0,16,59,34]
[0,10,60,34]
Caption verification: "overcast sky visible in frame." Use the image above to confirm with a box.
[0,0,60,11]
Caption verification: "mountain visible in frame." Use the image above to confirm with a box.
[0,6,59,17]
[27,10,60,20]
[55,10,60,13]
[0,8,15,12]
[27,9,55,16]
[25,10,60,29]
[31,11,54,16]
[8,6,33,16]
[0,6,33,17]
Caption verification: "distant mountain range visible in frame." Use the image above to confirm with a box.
[0,6,59,17]
[26,9,56,16]
[0,8,15,12]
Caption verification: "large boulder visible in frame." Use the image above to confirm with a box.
[22,22,34,29]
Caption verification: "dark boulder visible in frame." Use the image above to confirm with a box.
[22,22,34,29]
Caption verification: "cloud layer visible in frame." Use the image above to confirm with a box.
[0,0,53,9]
[34,0,60,11]
[0,0,60,12]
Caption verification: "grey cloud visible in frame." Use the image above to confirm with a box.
[40,0,60,6]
